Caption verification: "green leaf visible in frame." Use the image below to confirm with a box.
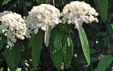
[63,36,73,69]
[0,36,6,50]
[96,32,108,36]
[97,55,113,71]
[90,48,96,53]
[110,40,113,52]
[0,29,2,34]
[77,26,90,65]
[28,32,35,49]
[49,30,63,70]
[32,30,44,68]
[104,36,110,47]
[2,0,11,6]
[97,0,108,21]
[106,24,113,34]
[54,30,64,48]
[5,41,22,71]
[36,0,44,4]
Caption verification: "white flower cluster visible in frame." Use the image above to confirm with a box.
[0,11,27,48]
[26,4,61,38]
[61,1,99,28]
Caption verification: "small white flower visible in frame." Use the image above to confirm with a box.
[61,1,99,28]
[0,11,27,48]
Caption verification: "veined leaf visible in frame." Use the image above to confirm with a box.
[54,30,64,48]
[77,26,90,65]
[5,41,22,71]
[49,42,63,70]
[2,0,11,6]
[49,29,63,70]
[32,30,44,68]
[63,36,73,69]
[97,0,108,21]
[97,55,113,71]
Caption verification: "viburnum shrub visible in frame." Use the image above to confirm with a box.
[0,0,112,71]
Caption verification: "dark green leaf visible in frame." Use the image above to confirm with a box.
[49,29,63,70]
[90,48,96,53]
[97,55,113,71]
[0,29,2,34]
[32,30,44,68]
[28,32,35,49]
[49,43,63,70]
[77,26,90,65]
[97,0,108,21]
[0,36,6,50]
[54,30,64,48]
[36,0,44,4]
[96,32,108,36]
[110,40,113,52]
[106,24,113,34]
[5,41,22,71]
[63,36,73,69]
[104,36,110,47]
[2,0,11,6]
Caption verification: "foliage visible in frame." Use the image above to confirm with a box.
[0,0,113,71]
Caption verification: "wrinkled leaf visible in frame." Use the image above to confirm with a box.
[54,30,64,48]
[32,30,44,68]
[63,36,73,69]
[77,26,90,65]
[49,28,63,70]
[97,0,108,21]
[97,55,113,71]
[5,41,22,71]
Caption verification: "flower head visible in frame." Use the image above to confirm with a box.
[0,11,27,48]
[26,4,61,38]
[61,1,99,28]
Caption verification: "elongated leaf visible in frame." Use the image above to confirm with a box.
[0,36,6,50]
[63,36,73,69]
[0,29,2,34]
[54,30,64,48]
[97,55,113,71]
[5,42,22,71]
[32,30,44,68]
[97,0,108,21]
[28,32,35,49]
[96,32,108,36]
[36,0,44,4]
[106,24,113,34]
[77,26,90,65]
[2,0,11,6]
[49,29,63,70]
[49,43,63,70]
[110,40,113,52]
[104,36,110,47]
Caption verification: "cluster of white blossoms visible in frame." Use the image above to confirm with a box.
[26,4,61,38]
[61,1,99,28]
[0,11,27,48]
